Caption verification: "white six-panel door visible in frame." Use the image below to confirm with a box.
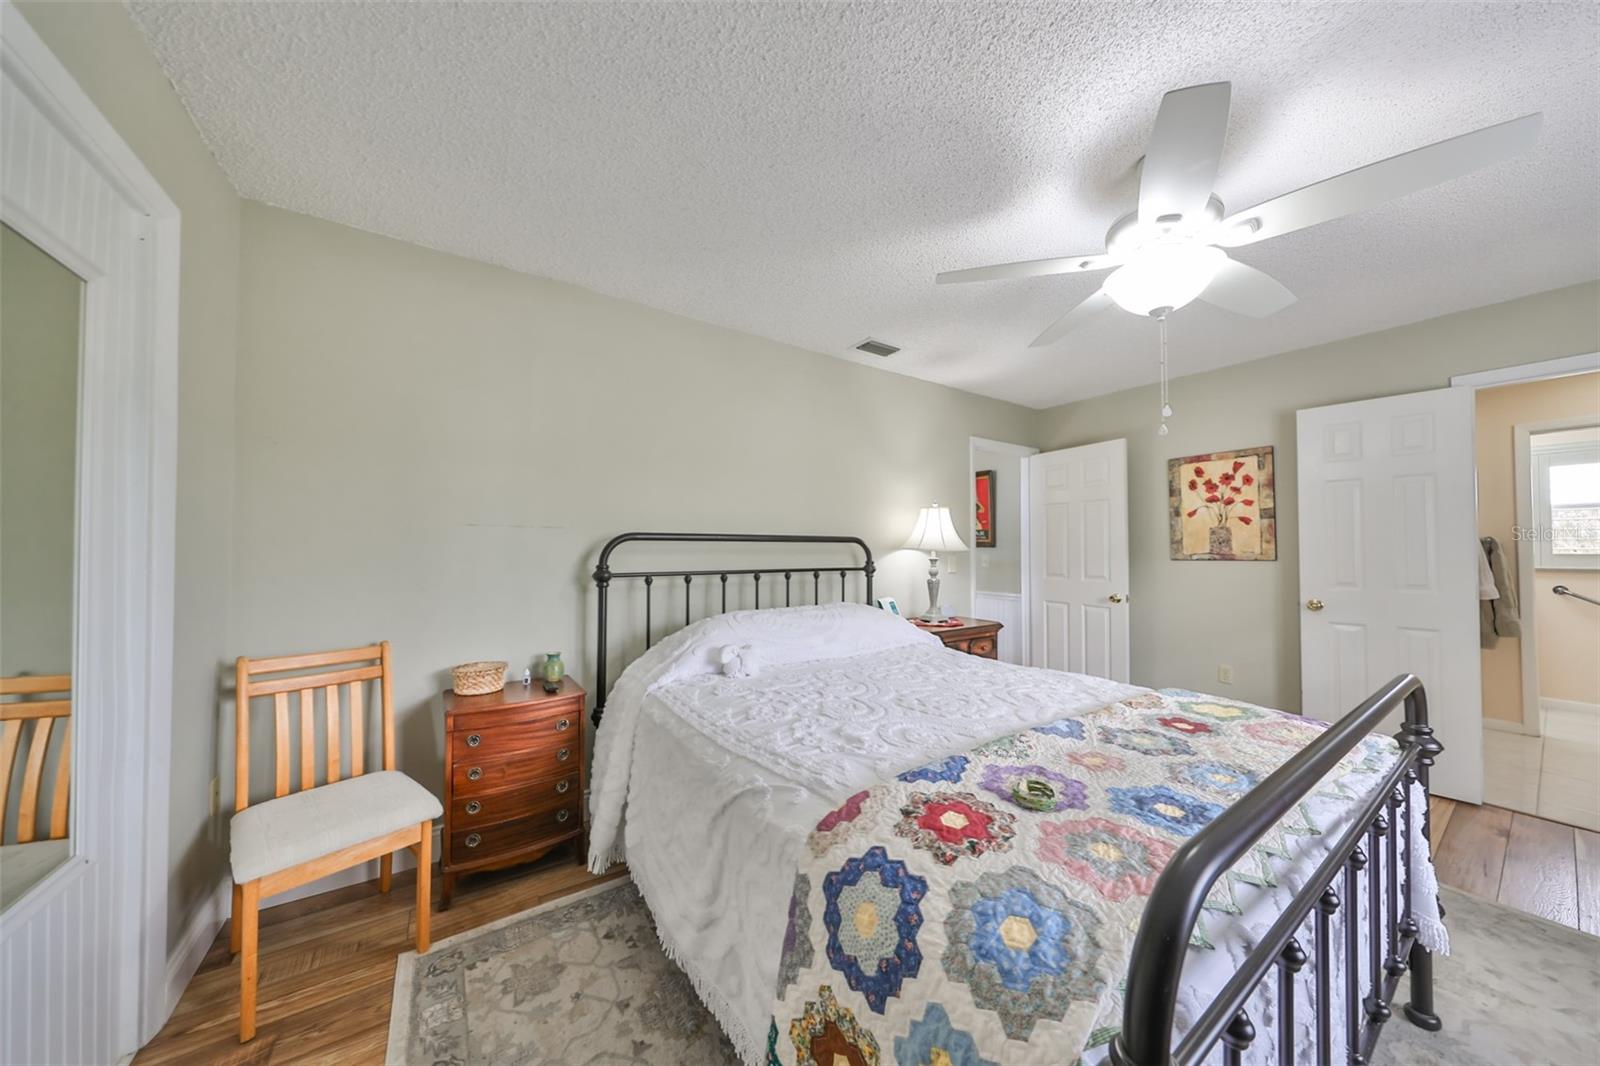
[1297,387,1482,803]
[1028,440,1130,681]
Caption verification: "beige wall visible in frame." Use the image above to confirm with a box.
[1475,374,1600,721]
[1037,282,1600,711]
[18,1,242,947]
[0,226,80,679]
[1538,570,1600,706]
[233,202,1036,802]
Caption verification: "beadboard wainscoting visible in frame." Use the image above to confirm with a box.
[972,591,1026,665]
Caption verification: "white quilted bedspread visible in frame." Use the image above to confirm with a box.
[586,605,1444,1066]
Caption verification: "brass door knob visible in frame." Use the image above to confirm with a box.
[1108,593,1125,604]
[557,748,570,761]
[467,734,481,747]
[556,718,570,732]
[467,767,482,781]
[465,800,481,815]
[465,833,482,848]
[1306,598,1325,612]
[556,779,570,794]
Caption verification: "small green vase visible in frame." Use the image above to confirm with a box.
[540,652,564,687]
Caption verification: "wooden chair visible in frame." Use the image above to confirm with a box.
[230,642,440,1042]
[1,675,72,845]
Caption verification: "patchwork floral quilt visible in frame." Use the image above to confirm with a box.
[763,690,1396,1066]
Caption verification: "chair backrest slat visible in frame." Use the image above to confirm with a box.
[297,689,313,790]
[1,676,72,845]
[325,684,341,784]
[273,692,291,798]
[0,721,20,816]
[49,723,71,838]
[234,644,392,812]
[17,717,54,844]
[349,682,365,777]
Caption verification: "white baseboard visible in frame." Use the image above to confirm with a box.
[1542,697,1600,717]
[1483,716,1532,735]
[160,824,444,1022]
[164,880,230,1020]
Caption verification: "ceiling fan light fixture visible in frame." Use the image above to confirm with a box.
[1103,245,1226,317]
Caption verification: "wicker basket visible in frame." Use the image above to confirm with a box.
[451,660,507,696]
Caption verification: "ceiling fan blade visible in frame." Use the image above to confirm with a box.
[1216,112,1542,247]
[1139,81,1232,224]
[1199,258,1296,317]
[936,254,1114,285]
[1029,288,1116,347]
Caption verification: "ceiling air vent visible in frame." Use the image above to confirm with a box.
[854,338,900,358]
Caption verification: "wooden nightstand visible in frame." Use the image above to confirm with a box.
[441,677,586,907]
[917,618,1002,659]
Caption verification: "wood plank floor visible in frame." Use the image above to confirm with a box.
[1430,795,1600,932]
[141,800,1596,1064]
[136,849,624,1065]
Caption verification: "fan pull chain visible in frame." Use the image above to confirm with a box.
[1157,313,1172,437]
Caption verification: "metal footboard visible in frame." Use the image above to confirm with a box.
[1110,674,1443,1066]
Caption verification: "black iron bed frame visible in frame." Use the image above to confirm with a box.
[589,532,1444,1065]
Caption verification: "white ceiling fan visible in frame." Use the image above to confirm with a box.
[937,82,1542,348]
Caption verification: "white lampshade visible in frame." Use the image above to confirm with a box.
[903,503,967,552]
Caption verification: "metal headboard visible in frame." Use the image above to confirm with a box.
[590,532,875,726]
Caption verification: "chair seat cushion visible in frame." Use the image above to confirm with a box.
[230,770,442,885]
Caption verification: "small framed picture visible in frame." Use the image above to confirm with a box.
[876,596,902,617]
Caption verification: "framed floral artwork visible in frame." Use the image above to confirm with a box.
[1169,446,1276,561]
[974,469,995,548]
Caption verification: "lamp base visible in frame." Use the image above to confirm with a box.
[919,554,947,621]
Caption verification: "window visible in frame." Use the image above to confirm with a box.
[1532,434,1600,570]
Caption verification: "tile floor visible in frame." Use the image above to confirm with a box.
[1483,704,1600,831]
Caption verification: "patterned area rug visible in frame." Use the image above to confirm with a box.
[388,881,1596,1065]
[387,880,736,1065]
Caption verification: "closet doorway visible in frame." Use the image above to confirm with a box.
[967,438,1036,665]
[1467,363,1600,830]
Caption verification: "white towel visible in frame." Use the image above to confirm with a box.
[1477,542,1499,601]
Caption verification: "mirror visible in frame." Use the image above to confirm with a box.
[1,223,83,909]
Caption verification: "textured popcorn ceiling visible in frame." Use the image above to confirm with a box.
[127,1,1599,408]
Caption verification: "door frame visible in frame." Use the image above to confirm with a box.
[1452,352,1600,737]
[0,3,179,1053]
[968,437,1037,664]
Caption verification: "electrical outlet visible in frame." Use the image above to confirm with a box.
[209,776,220,816]
[1217,664,1234,685]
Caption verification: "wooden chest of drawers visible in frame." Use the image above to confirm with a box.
[920,617,1002,659]
[441,677,585,907]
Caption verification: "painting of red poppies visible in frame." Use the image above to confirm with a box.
[1169,447,1276,561]
[974,469,995,548]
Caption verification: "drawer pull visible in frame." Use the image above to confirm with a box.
[556,718,571,732]
[467,733,482,747]
[465,800,481,815]
[557,747,570,762]
[465,833,482,848]
[557,809,571,823]
[556,779,570,794]
[467,767,482,781]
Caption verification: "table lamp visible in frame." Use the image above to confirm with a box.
[903,502,967,621]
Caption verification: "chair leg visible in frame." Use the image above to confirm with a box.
[380,852,393,893]
[416,821,432,953]
[229,882,243,956]
[238,880,261,1043]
